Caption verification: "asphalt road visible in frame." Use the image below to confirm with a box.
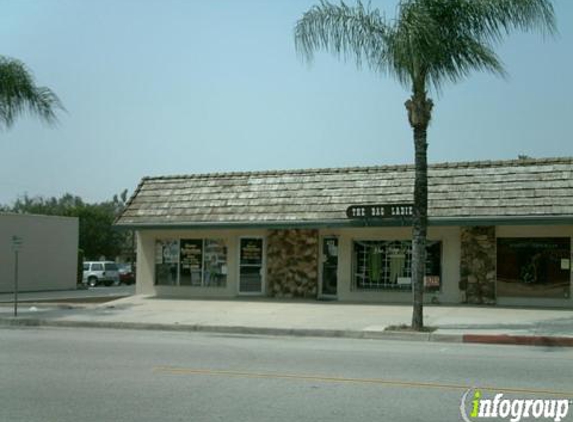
[0,327,572,422]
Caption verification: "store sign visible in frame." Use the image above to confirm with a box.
[11,235,23,252]
[241,240,262,261]
[180,239,203,271]
[346,204,413,219]
[424,276,440,287]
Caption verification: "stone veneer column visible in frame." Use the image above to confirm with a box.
[266,229,319,298]
[460,226,496,304]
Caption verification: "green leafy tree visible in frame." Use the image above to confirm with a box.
[74,203,125,259]
[0,55,63,129]
[11,193,84,216]
[295,0,556,330]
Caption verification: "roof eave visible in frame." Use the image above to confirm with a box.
[114,215,573,231]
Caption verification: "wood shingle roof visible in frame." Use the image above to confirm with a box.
[116,157,573,228]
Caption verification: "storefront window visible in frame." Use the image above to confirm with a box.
[352,240,441,292]
[155,240,179,286]
[180,239,203,286]
[497,238,571,298]
[203,239,227,287]
[155,238,227,287]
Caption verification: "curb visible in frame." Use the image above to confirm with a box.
[1,318,571,347]
[463,334,573,347]
[0,295,129,305]
[0,317,459,342]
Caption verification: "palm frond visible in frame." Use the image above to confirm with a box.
[294,0,395,76]
[442,0,557,43]
[427,36,507,90]
[0,56,64,129]
[393,0,556,91]
[295,0,557,94]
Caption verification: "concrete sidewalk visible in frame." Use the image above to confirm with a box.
[0,286,134,304]
[1,295,572,346]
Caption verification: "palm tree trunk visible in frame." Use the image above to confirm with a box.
[411,125,428,330]
[405,92,432,331]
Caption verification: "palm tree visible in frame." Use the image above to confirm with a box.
[295,0,556,330]
[0,55,63,129]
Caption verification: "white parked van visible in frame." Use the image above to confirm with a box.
[82,261,120,287]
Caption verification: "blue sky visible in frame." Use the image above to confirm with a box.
[1,0,571,204]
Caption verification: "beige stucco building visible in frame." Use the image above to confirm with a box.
[0,213,79,293]
[116,157,573,308]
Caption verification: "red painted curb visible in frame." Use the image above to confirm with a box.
[463,334,573,347]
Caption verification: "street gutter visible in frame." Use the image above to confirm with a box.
[6,317,571,346]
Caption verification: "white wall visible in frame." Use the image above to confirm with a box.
[321,226,461,304]
[0,214,79,293]
[136,228,267,298]
[136,226,462,304]
[137,226,573,307]
[135,224,572,308]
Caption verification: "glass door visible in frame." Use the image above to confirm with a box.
[239,238,264,295]
[321,237,338,297]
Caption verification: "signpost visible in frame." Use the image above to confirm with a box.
[346,203,413,220]
[11,235,23,317]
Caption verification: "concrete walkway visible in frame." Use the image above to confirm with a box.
[1,294,573,346]
[0,286,134,303]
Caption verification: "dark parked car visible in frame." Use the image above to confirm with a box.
[118,263,135,285]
